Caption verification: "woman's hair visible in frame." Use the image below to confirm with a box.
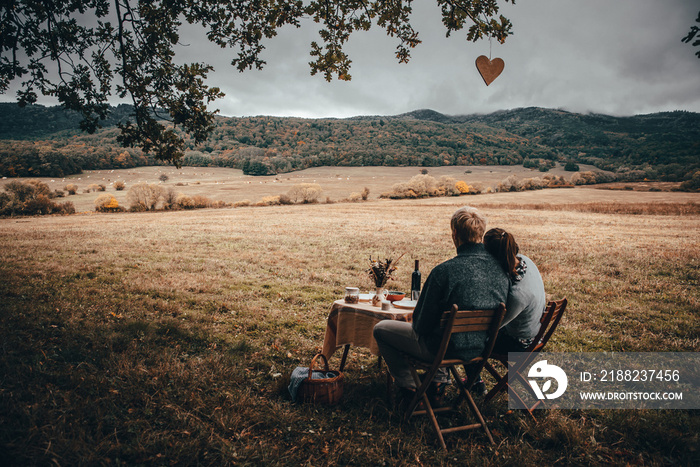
[484,228,520,278]
[450,206,486,245]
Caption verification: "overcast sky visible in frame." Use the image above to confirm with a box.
[178,0,699,119]
[5,0,699,119]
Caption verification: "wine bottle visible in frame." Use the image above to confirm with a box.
[411,260,421,300]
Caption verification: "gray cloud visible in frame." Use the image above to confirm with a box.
[5,1,699,118]
[198,0,700,118]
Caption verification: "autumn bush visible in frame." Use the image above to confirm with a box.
[94,193,125,212]
[175,193,194,209]
[278,194,293,205]
[64,183,78,195]
[679,171,700,192]
[1,180,75,216]
[286,183,322,203]
[191,195,213,209]
[361,186,370,200]
[211,200,229,209]
[127,183,165,211]
[113,180,126,191]
[255,195,281,206]
[380,174,460,199]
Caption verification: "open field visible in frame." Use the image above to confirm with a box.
[1,193,698,465]
[7,163,695,213]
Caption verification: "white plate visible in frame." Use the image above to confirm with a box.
[392,300,417,310]
[359,293,375,302]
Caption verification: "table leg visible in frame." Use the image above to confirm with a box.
[339,344,350,372]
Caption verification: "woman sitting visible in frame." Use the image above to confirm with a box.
[484,228,547,354]
[469,228,547,396]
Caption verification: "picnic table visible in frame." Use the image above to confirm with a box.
[322,299,414,371]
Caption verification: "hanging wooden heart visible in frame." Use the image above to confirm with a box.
[475,55,505,86]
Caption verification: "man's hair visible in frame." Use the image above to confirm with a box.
[451,206,486,245]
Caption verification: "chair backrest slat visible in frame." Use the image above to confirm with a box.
[539,298,567,346]
[526,298,567,352]
[434,304,507,363]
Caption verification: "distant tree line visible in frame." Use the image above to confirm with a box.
[0,105,698,189]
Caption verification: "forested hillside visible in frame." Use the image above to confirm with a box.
[1,103,698,183]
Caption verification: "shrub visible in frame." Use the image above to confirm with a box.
[191,195,212,209]
[175,194,194,209]
[211,200,229,209]
[565,161,580,171]
[380,174,462,199]
[64,183,78,195]
[521,177,546,190]
[113,180,126,191]
[25,180,51,197]
[57,201,75,214]
[162,188,179,210]
[287,183,322,203]
[361,187,370,200]
[23,194,55,215]
[348,192,362,202]
[159,174,169,182]
[437,176,460,196]
[233,199,251,208]
[278,194,293,205]
[5,180,35,202]
[456,180,470,194]
[256,195,281,206]
[679,171,700,192]
[53,189,65,198]
[94,194,124,212]
[127,183,165,211]
[1,180,72,216]
[496,175,521,192]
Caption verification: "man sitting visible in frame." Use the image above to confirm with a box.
[373,206,509,404]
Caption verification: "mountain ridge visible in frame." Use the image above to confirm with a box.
[0,103,698,181]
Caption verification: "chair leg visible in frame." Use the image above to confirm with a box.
[483,377,508,404]
[464,391,495,444]
[405,367,448,450]
[483,360,508,404]
[509,370,541,421]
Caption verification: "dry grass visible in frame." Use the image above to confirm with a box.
[472,201,700,216]
[7,163,693,213]
[0,198,698,465]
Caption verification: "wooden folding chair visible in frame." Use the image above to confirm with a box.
[403,303,506,450]
[483,298,568,418]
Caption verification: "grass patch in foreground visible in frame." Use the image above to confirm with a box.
[0,203,698,465]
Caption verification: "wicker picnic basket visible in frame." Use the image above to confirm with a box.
[297,353,344,405]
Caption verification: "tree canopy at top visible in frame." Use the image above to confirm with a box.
[0,0,514,165]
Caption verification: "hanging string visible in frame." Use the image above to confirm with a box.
[489,36,493,60]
